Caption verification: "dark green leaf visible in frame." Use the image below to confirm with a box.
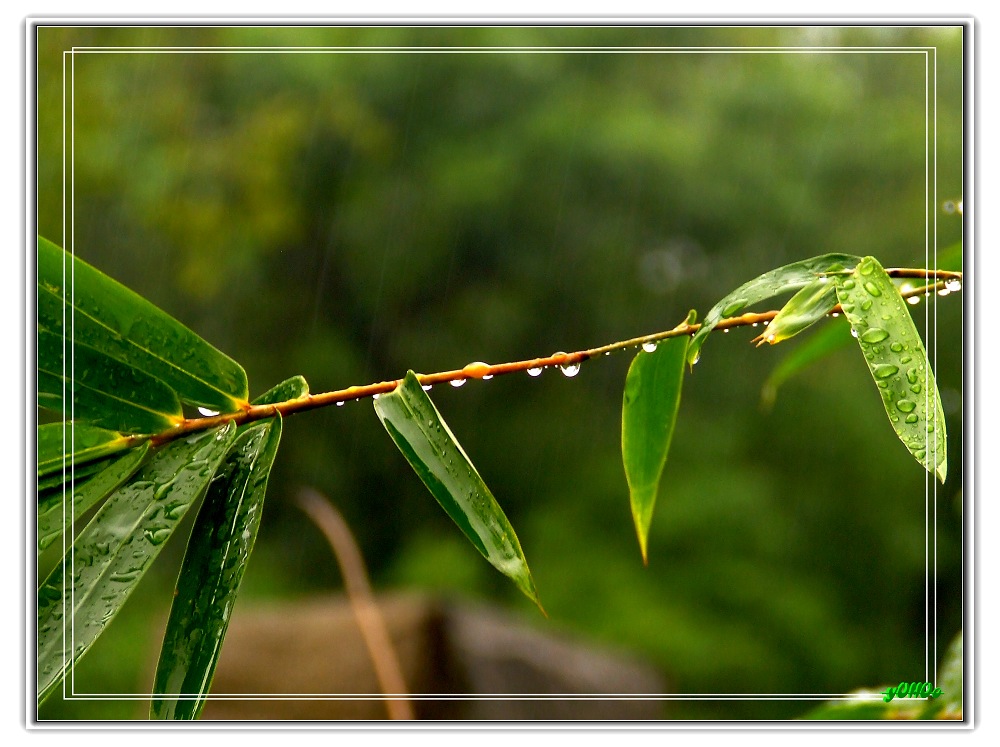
[621,326,689,563]
[252,374,309,405]
[38,457,116,493]
[37,423,135,479]
[760,320,852,410]
[833,256,947,482]
[37,329,184,433]
[151,418,282,720]
[37,423,236,705]
[38,443,150,553]
[374,371,541,609]
[37,236,249,413]
[688,253,861,367]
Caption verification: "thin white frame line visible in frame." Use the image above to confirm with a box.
[932,43,939,689]
[58,39,944,705]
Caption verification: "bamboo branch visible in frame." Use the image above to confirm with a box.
[148,269,961,447]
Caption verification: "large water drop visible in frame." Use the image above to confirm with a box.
[642,341,658,353]
[560,361,581,377]
[450,378,466,388]
[527,367,543,377]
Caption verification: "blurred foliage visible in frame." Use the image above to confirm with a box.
[36,25,964,720]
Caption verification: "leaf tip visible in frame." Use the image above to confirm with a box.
[936,460,948,484]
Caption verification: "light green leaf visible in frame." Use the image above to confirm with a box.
[37,423,136,479]
[760,320,852,410]
[37,423,236,705]
[751,277,839,348]
[374,371,541,610]
[151,417,282,720]
[37,236,249,413]
[688,253,862,367]
[833,256,947,482]
[38,442,150,553]
[622,322,690,563]
[37,329,184,434]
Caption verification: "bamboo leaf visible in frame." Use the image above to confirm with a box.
[37,423,135,479]
[621,319,690,563]
[688,253,861,367]
[38,442,150,553]
[374,371,541,610]
[252,374,309,405]
[37,236,249,413]
[750,277,839,347]
[760,320,852,410]
[832,256,947,482]
[151,418,282,720]
[37,423,236,705]
[38,329,184,433]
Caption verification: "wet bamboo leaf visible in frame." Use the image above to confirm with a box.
[833,256,947,482]
[151,418,282,720]
[688,253,861,367]
[37,442,150,553]
[37,458,113,493]
[760,320,852,410]
[37,423,135,479]
[251,374,309,405]
[38,329,184,433]
[374,371,541,609]
[37,424,236,705]
[37,236,249,413]
[621,322,690,563]
[751,277,839,347]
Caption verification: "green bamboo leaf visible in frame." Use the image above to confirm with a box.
[252,374,309,405]
[37,423,236,705]
[374,371,541,609]
[622,319,690,564]
[750,277,839,347]
[760,320,852,410]
[688,253,862,367]
[38,329,184,433]
[832,256,947,482]
[37,458,114,492]
[151,418,282,720]
[37,236,249,413]
[37,423,136,479]
[38,443,150,553]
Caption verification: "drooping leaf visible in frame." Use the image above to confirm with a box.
[151,418,282,720]
[37,423,136,479]
[37,236,249,413]
[832,256,947,482]
[37,329,184,433]
[760,320,852,410]
[688,253,862,367]
[621,320,690,563]
[374,371,541,609]
[37,423,236,705]
[750,276,839,347]
[38,442,150,553]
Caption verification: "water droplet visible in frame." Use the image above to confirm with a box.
[896,399,917,413]
[937,288,950,296]
[560,361,581,377]
[905,413,919,424]
[752,322,759,328]
[860,300,873,312]
[422,384,433,391]
[691,353,701,366]
[907,295,921,305]
[450,378,466,388]
[723,328,730,333]
[906,368,919,384]
[463,361,491,379]
[910,384,921,394]
[851,328,859,338]
[860,328,889,344]
[915,449,927,460]
[873,364,899,379]
[642,342,658,353]
[830,312,839,318]
[890,342,903,352]
[842,279,856,289]
[900,355,913,364]
[336,401,345,407]
[372,393,380,400]
[144,527,171,546]
[863,281,882,297]
[197,407,219,417]
[945,278,962,292]
[527,367,543,377]
[858,260,875,276]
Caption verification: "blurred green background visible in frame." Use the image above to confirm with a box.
[35,24,965,720]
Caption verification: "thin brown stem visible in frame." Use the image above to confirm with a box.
[147,270,960,447]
